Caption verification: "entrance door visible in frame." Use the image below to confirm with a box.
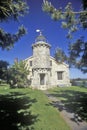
[40,74,45,85]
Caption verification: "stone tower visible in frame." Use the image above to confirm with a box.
[32,31,51,68]
[31,31,51,89]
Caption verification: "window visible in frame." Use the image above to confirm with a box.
[57,71,63,80]
[32,69,34,76]
[50,61,52,66]
[30,61,32,66]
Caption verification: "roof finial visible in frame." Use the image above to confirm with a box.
[36,29,42,35]
[35,29,46,42]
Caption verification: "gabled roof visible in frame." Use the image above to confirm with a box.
[24,56,33,61]
[50,56,69,67]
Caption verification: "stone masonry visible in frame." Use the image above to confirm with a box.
[24,32,71,90]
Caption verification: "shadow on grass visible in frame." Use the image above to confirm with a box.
[48,89,87,121]
[0,92,38,130]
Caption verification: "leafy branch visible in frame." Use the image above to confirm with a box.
[0,25,27,50]
[42,0,87,38]
[0,0,29,21]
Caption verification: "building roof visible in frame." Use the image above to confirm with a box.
[35,31,47,43]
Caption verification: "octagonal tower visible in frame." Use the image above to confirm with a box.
[32,31,51,68]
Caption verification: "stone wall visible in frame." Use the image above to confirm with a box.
[32,42,51,68]
[50,57,71,87]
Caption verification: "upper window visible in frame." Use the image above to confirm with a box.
[30,61,32,66]
[50,61,52,66]
[57,71,63,80]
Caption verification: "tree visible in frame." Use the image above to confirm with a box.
[0,0,29,50]
[42,0,87,38]
[7,61,30,88]
[54,48,68,63]
[68,37,87,73]
[0,60,9,82]
[0,0,29,81]
[82,0,87,10]
[42,0,87,73]
[80,0,87,28]
[0,25,27,50]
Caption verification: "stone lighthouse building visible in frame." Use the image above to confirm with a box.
[25,31,71,90]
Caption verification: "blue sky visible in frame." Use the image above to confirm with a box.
[0,0,87,79]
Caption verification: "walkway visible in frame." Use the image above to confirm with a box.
[44,91,87,130]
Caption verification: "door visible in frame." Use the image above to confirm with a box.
[40,74,45,85]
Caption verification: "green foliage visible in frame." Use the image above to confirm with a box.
[0,60,9,80]
[80,0,87,28]
[54,48,68,63]
[68,37,87,73]
[0,0,29,50]
[43,1,87,73]
[42,0,87,38]
[82,80,86,87]
[0,0,29,81]
[0,0,28,21]
[7,61,30,88]
[80,12,87,28]
[82,0,87,10]
[0,25,27,50]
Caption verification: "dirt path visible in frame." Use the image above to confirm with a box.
[44,91,87,130]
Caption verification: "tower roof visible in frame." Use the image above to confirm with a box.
[35,30,47,43]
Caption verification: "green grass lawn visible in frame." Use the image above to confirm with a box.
[0,84,71,130]
[48,86,87,121]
